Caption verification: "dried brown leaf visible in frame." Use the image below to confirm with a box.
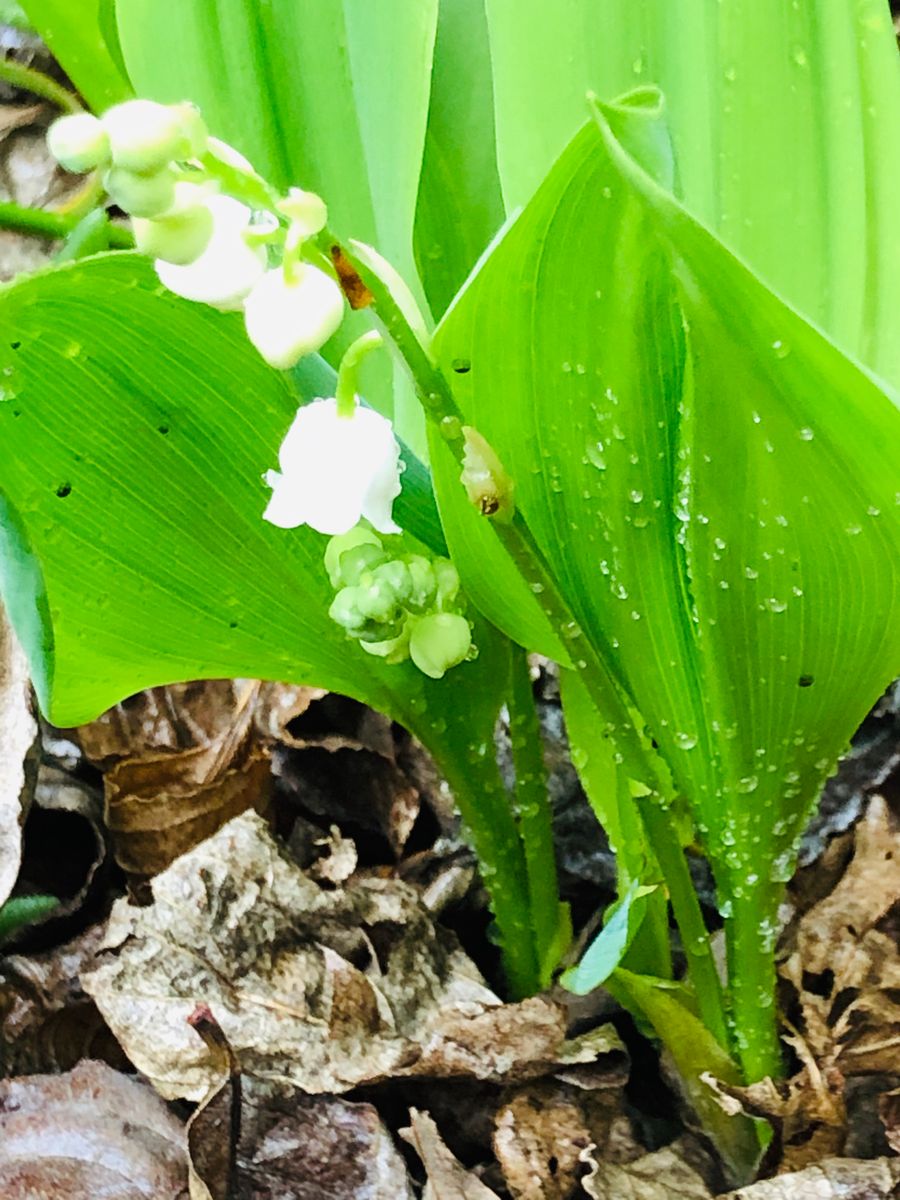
[724,1157,900,1198]
[86,680,305,880]
[580,1140,714,1200]
[0,604,37,908]
[493,1080,630,1200]
[85,814,621,1101]
[0,926,123,1076]
[878,1087,900,1154]
[402,1109,501,1200]
[0,1059,189,1198]
[240,1093,414,1200]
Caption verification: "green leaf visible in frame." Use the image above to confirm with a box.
[483,0,900,386]
[413,0,506,319]
[611,968,762,1184]
[0,894,58,942]
[0,1,31,30]
[0,253,546,995]
[431,95,900,1059]
[114,0,438,455]
[561,881,655,995]
[18,0,131,110]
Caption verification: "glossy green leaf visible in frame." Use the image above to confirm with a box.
[18,0,131,110]
[0,253,545,995]
[114,0,438,455]
[413,0,505,319]
[483,0,900,386]
[431,96,900,1063]
[561,881,655,995]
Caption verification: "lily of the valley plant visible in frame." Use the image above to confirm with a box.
[1,1,899,1185]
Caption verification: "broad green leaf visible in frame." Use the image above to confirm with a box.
[0,1,31,30]
[18,0,131,110]
[114,0,438,455]
[483,0,900,386]
[0,894,58,943]
[0,253,543,994]
[432,98,900,938]
[414,0,506,319]
[561,881,655,995]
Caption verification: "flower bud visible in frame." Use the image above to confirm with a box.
[434,559,461,609]
[243,263,345,370]
[47,112,110,173]
[102,99,190,173]
[155,194,267,312]
[328,586,368,635]
[337,542,388,587]
[359,620,412,664]
[460,426,515,520]
[324,527,383,588]
[277,188,328,238]
[105,164,176,218]
[132,185,214,265]
[409,613,472,680]
[403,555,437,613]
[356,563,410,625]
[171,102,208,158]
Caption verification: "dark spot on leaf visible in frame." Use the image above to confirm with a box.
[10,341,20,350]
[157,425,170,436]
[12,410,20,418]
[798,675,814,688]
[55,483,72,498]
[329,245,374,310]
[452,358,471,374]
[228,620,239,630]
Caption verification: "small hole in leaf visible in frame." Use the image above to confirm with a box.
[798,675,814,688]
[12,409,21,418]
[55,483,72,498]
[10,341,20,350]
[157,425,170,436]
[451,358,471,374]
[228,620,239,629]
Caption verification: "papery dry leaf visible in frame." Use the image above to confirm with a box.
[878,1087,900,1154]
[402,1109,501,1200]
[0,1059,189,1198]
[724,1156,900,1198]
[781,796,900,1070]
[277,699,421,856]
[239,1092,414,1200]
[82,680,314,880]
[493,1080,630,1200]
[85,813,621,1102]
[580,1140,714,1200]
[0,604,37,908]
[0,926,123,1077]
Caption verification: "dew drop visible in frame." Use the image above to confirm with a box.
[629,489,643,504]
[736,775,758,794]
[674,732,698,750]
[764,596,787,613]
[744,566,759,580]
[798,426,814,441]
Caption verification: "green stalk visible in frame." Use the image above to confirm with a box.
[507,649,569,985]
[0,200,133,247]
[725,889,783,1082]
[321,228,730,1032]
[436,743,541,997]
[0,59,82,112]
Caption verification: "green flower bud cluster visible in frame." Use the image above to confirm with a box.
[48,100,213,264]
[325,528,474,679]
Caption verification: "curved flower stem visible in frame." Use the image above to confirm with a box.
[0,59,82,112]
[323,228,732,1048]
[0,199,133,247]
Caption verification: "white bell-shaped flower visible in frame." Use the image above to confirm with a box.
[243,263,344,370]
[154,194,267,311]
[263,398,402,536]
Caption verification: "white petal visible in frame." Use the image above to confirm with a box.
[155,195,267,311]
[262,398,403,536]
[243,264,344,370]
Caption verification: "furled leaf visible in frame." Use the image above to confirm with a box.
[18,0,131,110]
[0,894,57,943]
[431,94,900,955]
[561,882,656,996]
[482,0,900,388]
